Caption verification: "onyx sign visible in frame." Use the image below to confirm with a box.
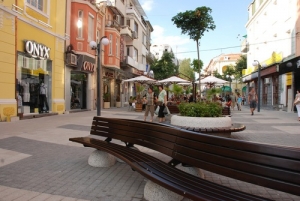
[81,61,95,73]
[25,41,50,59]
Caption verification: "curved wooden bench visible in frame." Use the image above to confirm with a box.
[70,117,300,200]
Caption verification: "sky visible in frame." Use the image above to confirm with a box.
[140,0,253,70]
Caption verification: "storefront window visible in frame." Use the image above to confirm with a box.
[16,52,52,114]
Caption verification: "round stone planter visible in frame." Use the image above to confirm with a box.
[171,115,232,128]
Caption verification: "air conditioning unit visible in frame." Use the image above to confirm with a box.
[132,31,138,39]
[66,53,77,66]
[265,78,270,84]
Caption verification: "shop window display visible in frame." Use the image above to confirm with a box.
[16,53,52,114]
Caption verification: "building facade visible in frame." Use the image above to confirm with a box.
[244,0,300,110]
[151,44,179,66]
[0,0,66,121]
[204,53,243,94]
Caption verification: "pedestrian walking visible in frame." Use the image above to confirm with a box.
[157,85,167,123]
[248,87,258,115]
[237,95,242,111]
[230,93,237,111]
[292,89,300,121]
[144,87,155,122]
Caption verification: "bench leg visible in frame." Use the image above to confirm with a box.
[88,150,116,167]
[144,180,183,201]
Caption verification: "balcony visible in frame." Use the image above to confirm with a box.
[121,56,138,68]
[105,20,120,31]
[120,26,133,41]
[241,39,248,53]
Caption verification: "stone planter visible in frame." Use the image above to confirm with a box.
[103,102,110,109]
[171,115,232,129]
[116,102,121,108]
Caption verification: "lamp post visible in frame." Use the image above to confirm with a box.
[252,60,261,112]
[90,36,109,116]
[226,75,234,93]
[144,70,154,78]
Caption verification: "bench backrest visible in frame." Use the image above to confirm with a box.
[172,129,300,196]
[91,117,180,157]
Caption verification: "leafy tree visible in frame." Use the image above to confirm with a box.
[235,55,247,80]
[179,58,195,81]
[172,6,216,93]
[191,59,204,75]
[212,70,223,79]
[151,51,179,80]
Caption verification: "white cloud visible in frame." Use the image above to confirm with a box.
[151,25,192,60]
[141,0,154,11]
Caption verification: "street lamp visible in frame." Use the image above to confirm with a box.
[226,75,234,92]
[144,70,154,78]
[252,60,262,112]
[90,36,109,116]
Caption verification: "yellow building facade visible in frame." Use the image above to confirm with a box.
[0,0,66,121]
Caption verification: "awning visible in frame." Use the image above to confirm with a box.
[221,86,231,92]
[242,86,247,92]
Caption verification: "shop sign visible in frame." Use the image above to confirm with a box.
[81,61,95,73]
[104,72,114,78]
[25,41,50,59]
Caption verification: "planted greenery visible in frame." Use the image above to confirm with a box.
[178,101,222,117]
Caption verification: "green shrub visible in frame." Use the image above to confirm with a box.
[178,101,222,117]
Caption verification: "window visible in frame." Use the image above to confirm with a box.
[116,37,119,57]
[133,48,138,61]
[88,13,94,42]
[78,10,83,38]
[143,33,146,45]
[126,46,130,56]
[142,55,146,64]
[109,34,113,55]
[27,0,45,12]
[126,20,130,26]
[134,21,138,34]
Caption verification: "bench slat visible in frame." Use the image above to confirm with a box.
[70,137,270,201]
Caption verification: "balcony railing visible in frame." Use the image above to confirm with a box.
[105,20,120,30]
[120,26,132,38]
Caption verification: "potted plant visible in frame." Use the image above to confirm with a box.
[103,93,110,109]
[116,94,121,108]
[135,84,145,112]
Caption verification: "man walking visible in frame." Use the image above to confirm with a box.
[144,86,155,122]
[248,87,258,115]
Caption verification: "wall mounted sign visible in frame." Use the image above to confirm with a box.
[25,41,50,59]
[81,61,95,73]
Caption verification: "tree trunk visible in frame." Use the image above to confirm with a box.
[196,39,201,101]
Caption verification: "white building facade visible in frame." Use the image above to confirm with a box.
[244,0,300,110]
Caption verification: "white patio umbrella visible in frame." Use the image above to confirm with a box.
[157,76,191,85]
[122,75,157,84]
[195,76,227,86]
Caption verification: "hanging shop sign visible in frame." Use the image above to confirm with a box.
[81,61,95,73]
[25,40,50,59]
[104,71,114,78]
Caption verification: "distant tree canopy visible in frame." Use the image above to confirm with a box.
[151,51,179,80]
[178,58,195,81]
[191,59,204,75]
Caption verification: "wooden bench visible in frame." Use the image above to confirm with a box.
[69,117,300,201]
[222,106,231,116]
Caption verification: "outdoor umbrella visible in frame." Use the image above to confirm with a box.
[157,76,191,85]
[122,75,157,84]
[195,76,228,87]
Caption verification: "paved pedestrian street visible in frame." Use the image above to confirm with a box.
[0,105,299,201]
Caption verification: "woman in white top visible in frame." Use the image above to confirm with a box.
[293,89,300,121]
[157,85,167,123]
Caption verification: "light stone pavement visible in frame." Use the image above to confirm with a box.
[0,105,299,201]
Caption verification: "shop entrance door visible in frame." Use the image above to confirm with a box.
[71,72,87,110]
